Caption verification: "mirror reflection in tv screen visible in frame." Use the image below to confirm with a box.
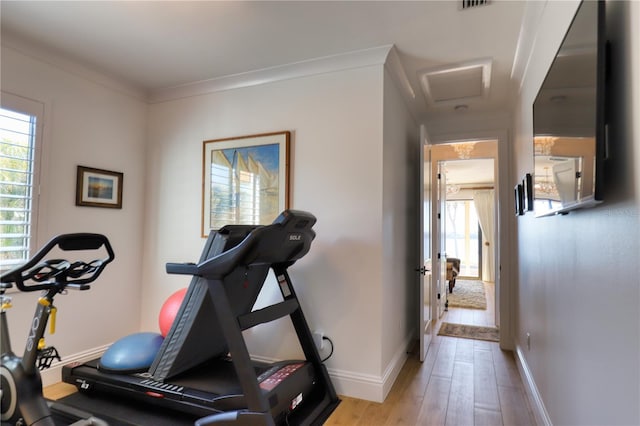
[532,0,605,216]
[533,136,595,215]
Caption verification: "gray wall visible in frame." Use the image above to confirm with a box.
[513,1,640,424]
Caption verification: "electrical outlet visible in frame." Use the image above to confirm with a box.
[313,331,324,351]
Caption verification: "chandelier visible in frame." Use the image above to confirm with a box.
[452,142,477,159]
[534,167,557,197]
[534,137,556,156]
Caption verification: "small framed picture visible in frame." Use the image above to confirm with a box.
[76,166,123,209]
[514,183,524,216]
[523,173,534,212]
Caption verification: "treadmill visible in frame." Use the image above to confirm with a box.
[62,210,340,425]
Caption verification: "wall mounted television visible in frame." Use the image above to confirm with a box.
[532,0,607,217]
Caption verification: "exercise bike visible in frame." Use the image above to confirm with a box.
[1,233,114,426]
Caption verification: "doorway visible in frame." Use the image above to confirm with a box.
[442,157,495,328]
[422,140,499,355]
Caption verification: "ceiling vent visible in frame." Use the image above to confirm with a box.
[460,0,490,10]
[418,58,492,107]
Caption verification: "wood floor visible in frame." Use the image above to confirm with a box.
[325,280,536,426]
[45,281,534,425]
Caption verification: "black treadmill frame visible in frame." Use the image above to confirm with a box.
[62,210,340,425]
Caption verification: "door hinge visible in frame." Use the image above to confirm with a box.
[437,293,441,299]
[437,253,441,259]
[415,266,429,275]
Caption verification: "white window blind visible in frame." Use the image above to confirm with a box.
[1,94,43,273]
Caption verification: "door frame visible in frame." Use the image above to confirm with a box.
[418,125,431,362]
[434,161,448,320]
[425,129,512,350]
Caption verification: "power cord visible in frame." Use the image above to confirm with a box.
[320,336,334,362]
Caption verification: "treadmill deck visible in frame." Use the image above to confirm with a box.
[62,357,316,419]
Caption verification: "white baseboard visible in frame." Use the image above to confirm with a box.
[514,345,552,426]
[40,344,110,387]
[253,334,413,403]
[381,333,412,401]
[330,333,412,403]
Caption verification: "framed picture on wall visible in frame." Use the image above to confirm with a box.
[202,131,290,237]
[76,166,123,209]
[523,173,534,212]
[514,183,524,216]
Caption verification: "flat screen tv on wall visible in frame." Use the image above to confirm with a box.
[532,0,607,217]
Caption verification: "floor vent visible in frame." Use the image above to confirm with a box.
[460,0,490,10]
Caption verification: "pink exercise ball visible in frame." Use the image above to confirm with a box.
[159,288,187,337]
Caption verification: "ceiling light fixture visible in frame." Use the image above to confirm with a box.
[534,137,557,156]
[452,142,477,159]
[534,167,558,197]
[447,184,461,195]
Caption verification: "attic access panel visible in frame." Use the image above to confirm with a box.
[419,58,492,106]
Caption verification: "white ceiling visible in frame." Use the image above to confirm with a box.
[1,0,526,118]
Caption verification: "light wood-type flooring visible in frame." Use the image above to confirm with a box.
[325,280,535,425]
[44,281,534,425]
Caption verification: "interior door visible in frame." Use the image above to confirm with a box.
[552,158,580,203]
[436,162,448,318]
[418,132,432,362]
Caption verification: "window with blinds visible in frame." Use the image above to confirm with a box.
[0,103,40,272]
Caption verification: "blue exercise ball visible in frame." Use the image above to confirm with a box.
[99,332,164,374]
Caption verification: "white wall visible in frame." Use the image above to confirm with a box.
[2,38,420,401]
[143,64,412,401]
[512,1,640,424]
[1,46,147,369]
[381,68,419,390]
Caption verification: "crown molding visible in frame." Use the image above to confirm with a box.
[149,45,395,104]
[2,33,418,113]
[383,45,424,125]
[1,31,149,102]
[384,46,415,101]
[510,1,548,95]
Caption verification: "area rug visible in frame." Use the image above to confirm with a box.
[447,279,486,310]
[438,322,500,342]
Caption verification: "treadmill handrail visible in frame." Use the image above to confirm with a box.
[166,210,316,280]
[165,262,199,276]
[165,229,262,279]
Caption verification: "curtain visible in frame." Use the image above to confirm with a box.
[473,190,495,282]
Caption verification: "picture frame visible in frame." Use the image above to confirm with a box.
[514,183,524,216]
[202,131,290,237]
[76,166,123,209]
[523,173,534,212]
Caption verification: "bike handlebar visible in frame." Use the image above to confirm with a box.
[0,233,115,292]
